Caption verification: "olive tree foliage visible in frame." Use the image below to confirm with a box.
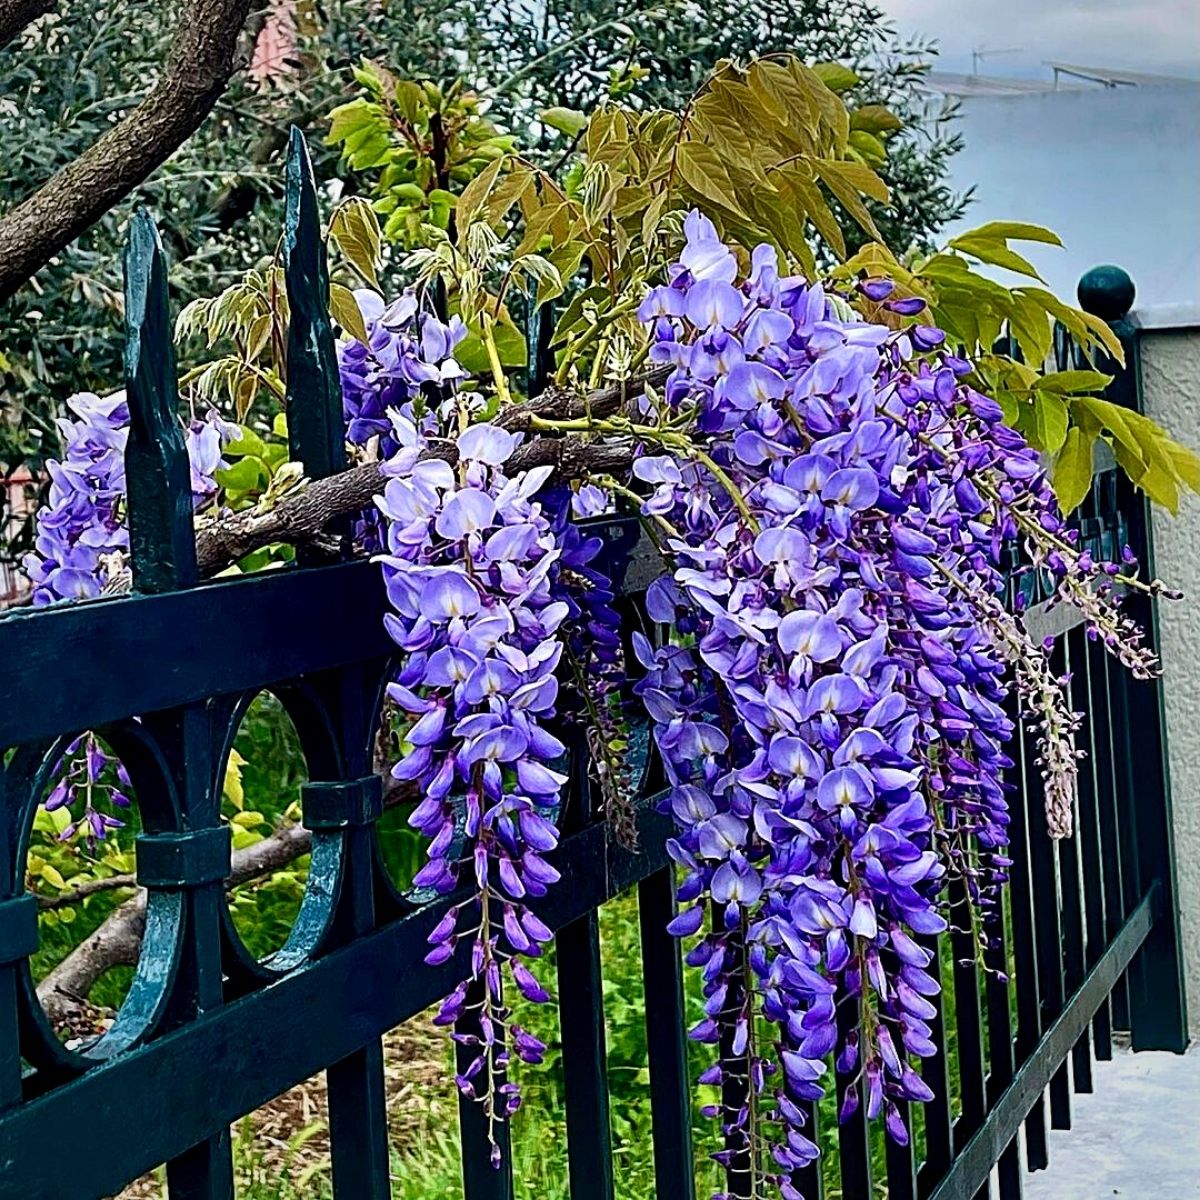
[0,1,453,499]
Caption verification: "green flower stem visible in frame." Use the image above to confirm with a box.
[479,311,513,408]
[531,411,761,532]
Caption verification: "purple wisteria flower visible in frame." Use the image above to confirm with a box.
[374,420,571,1144]
[337,288,466,453]
[626,211,1074,1194]
[23,392,231,605]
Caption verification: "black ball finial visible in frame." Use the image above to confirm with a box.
[1077,265,1135,321]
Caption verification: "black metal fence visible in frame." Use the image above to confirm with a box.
[0,134,1187,1200]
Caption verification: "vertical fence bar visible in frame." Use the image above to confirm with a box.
[1056,650,1090,1097]
[885,947,917,1200]
[719,924,752,1199]
[555,756,615,1200]
[1089,639,1128,1037]
[638,868,698,1200]
[1027,639,1071,1132]
[1064,628,1099,1087]
[918,933,953,1196]
[949,877,987,1154]
[1069,547,1112,1059]
[0,766,34,1114]
[834,987,872,1200]
[558,908,616,1200]
[281,128,391,1200]
[1076,267,1188,1051]
[1008,715,1047,1171]
[984,903,1021,1199]
[124,210,233,1199]
[151,705,234,1200]
[886,1103,917,1200]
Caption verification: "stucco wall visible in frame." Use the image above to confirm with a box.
[1141,326,1200,1039]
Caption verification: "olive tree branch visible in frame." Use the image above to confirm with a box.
[0,0,56,49]
[0,0,255,300]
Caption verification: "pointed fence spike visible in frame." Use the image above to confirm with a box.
[123,208,197,594]
[283,125,346,484]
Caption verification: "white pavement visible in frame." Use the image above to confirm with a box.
[1022,1044,1200,1199]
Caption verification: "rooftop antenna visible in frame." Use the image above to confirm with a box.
[971,45,1023,76]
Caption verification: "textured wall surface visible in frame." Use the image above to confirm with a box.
[1141,326,1200,1039]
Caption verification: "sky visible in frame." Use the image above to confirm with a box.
[877,0,1200,80]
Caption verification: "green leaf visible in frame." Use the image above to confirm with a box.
[329,283,369,344]
[812,62,860,93]
[1031,390,1069,454]
[849,104,903,134]
[541,107,588,137]
[222,425,267,459]
[1035,369,1112,395]
[676,141,747,218]
[454,305,528,374]
[1052,427,1095,513]
[961,221,1063,246]
[455,156,506,239]
[214,457,270,492]
[948,233,1044,281]
[328,198,382,289]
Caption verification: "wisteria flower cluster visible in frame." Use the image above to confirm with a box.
[44,733,132,848]
[23,391,231,606]
[565,211,1157,1193]
[375,419,575,1150]
[337,288,467,454]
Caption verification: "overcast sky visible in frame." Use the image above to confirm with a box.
[877,0,1200,79]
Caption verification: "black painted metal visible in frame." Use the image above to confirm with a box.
[638,868,698,1200]
[0,150,1183,1200]
[926,892,1158,1200]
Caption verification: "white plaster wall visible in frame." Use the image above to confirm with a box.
[1140,326,1200,1040]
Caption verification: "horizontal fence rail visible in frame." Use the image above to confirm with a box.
[0,134,1187,1200]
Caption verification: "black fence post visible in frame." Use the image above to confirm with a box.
[1077,265,1188,1052]
[282,128,392,1199]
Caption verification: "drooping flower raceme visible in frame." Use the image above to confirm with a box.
[615,212,1156,1196]
[375,420,572,1154]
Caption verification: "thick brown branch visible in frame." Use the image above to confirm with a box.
[0,0,55,49]
[191,367,668,577]
[0,0,254,300]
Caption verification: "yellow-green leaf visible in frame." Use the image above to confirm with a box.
[948,233,1045,282]
[329,283,369,344]
[1031,391,1069,454]
[541,107,588,137]
[1035,369,1112,395]
[328,197,382,289]
[812,62,860,93]
[1053,426,1095,513]
[961,221,1063,247]
[850,104,903,135]
[676,141,747,218]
